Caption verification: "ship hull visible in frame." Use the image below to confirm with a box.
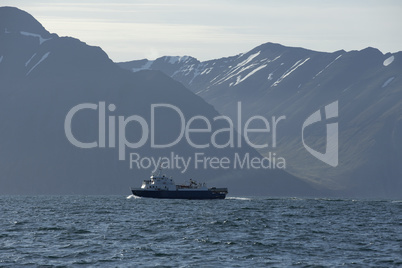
[131,189,226,199]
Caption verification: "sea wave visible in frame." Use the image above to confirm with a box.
[126,194,141,199]
[226,197,252,201]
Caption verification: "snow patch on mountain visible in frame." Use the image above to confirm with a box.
[173,63,194,77]
[213,64,255,85]
[189,65,202,84]
[26,52,50,75]
[166,56,190,64]
[25,53,36,67]
[382,77,394,88]
[234,64,267,86]
[273,55,281,61]
[168,60,208,84]
[131,61,153,72]
[268,73,273,80]
[272,58,310,87]
[383,55,394,66]
[313,54,342,79]
[238,51,260,67]
[211,52,262,86]
[201,67,213,75]
[20,31,51,45]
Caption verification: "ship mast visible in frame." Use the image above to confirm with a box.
[157,165,162,177]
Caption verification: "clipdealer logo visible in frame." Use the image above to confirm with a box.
[64,102,287,172]
[64,101,339,171]
[302,101,338,167]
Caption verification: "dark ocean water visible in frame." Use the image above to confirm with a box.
[0,195,401,267]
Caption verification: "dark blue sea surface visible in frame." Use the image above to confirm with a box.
[0,195,401,267]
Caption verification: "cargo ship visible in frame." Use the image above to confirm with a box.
[130,171,228,199]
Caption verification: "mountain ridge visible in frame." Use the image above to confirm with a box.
[0,6,51,37]
[119,41,402,198]
[0,6,330,196]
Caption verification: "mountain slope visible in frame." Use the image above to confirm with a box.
[0,7,323,196]
[119,43,402,198]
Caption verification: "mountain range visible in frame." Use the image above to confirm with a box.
[119,41,402,198]
[0,6,328,196]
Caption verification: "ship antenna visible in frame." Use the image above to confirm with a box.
[157,165,162,176]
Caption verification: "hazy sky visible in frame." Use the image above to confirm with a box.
[2,0,401,62]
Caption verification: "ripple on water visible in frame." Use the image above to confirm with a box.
[0,196,401,267]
